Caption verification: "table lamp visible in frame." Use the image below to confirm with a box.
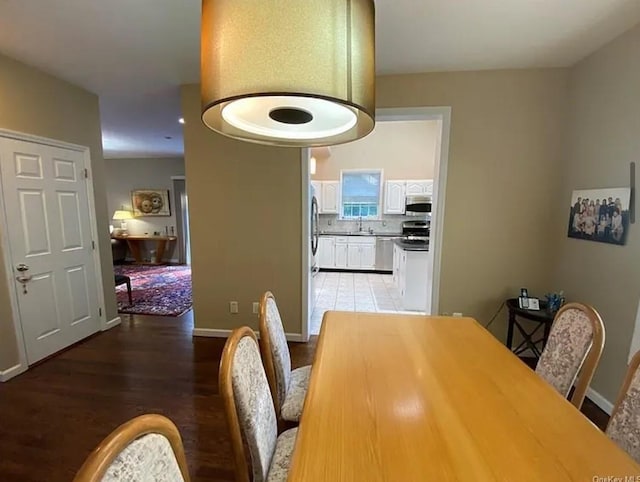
[112,210,133,234]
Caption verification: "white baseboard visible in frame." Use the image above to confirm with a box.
[123,257,181,264]
[0,363,27,382]
[103,316,122,330]
[193,328,305,342]
[192,328,238,338]
[587,387,614,415]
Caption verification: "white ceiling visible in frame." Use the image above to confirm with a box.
[0,0,638,158]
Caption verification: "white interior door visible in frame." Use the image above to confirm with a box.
[0,137,100,364]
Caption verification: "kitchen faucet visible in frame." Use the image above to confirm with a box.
[358,216,363,232]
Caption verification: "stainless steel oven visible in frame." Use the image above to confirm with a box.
[402,220,430,245]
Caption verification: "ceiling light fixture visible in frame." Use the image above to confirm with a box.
[200,0,376,147]
[179,118,185,124]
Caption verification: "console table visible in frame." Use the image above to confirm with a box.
[505,298,556,359]
[112,235,177,265]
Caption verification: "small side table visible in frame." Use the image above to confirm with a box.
[505,298,556,359]
[112,235,177,265]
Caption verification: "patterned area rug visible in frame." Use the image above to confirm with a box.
[114,265,192,316]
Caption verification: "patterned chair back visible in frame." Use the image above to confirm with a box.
[259,292,292,419]
[606,351,640,463]
[535,302,605,409]
[220,327,278,482]
[73,414,190,482]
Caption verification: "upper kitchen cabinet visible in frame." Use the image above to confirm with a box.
[321,181,340,214]
[406,180,433,196]
[384,181,406,214]
[384,179,434,214]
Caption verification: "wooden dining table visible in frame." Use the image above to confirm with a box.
[288,311,640,481]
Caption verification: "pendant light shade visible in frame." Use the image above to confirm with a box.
[200,0,375,147]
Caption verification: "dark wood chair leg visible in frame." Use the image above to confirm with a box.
[126,279,132,305]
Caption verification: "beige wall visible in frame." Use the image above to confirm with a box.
[377,69,570,338]
[180,84,302,333]
[312,120,437,181]
[552,24,640,402]
[181,69,569,338]
[0,53,116,371]
[105,157,185,261]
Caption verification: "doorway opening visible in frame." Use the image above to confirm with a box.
[302,107,452,339]
[172,177,192,266]
[109,173,193,318]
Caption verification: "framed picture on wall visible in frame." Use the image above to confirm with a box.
[567,187,630,245]
[131,189,171,217]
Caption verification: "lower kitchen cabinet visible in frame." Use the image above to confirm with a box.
[318,236,335,268]
[347,243,375,270]
[335,241,348,268]
[318,235,376,270]
[393,244,431,311]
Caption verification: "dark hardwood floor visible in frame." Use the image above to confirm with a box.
[0,312,315,482]
[0,312,608,481]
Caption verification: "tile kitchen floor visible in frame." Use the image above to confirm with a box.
[310,272,426,335]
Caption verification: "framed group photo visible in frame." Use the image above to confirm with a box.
[567,187,630,245]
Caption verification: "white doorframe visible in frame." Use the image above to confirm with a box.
[376,107,452,316]
[0,129,108,380]
[301,148,311,343]
[300,107,452,337]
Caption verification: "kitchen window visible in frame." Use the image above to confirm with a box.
[340,170,382,220]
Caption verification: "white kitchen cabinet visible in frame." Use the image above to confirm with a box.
[319,235,375,270]
[392,244,400,286]
[385,180,434,215]
[321,181,340,214]
[393,243,430,312]
[384,181,406,214]
[345,236,376,270]
[424,180,434,195]
[406,180,433,196]
[334,240,348,268]
[347,244,360,268]
[311,180,323,210]
[317,236,335,268]
[360,244,376,269]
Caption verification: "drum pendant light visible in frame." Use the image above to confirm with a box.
[200,0,375,147]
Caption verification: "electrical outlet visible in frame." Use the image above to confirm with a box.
[453,312,463,317]
[229,301,239,314]
[252,302,259,314]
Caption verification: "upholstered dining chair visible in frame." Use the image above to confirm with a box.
[220,326,298,482]
[73,414,190,482]
[259,291,311,427]
[535,302,605,409]
[605,350,640,463]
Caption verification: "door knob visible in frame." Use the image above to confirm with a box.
[16,263,29,272]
